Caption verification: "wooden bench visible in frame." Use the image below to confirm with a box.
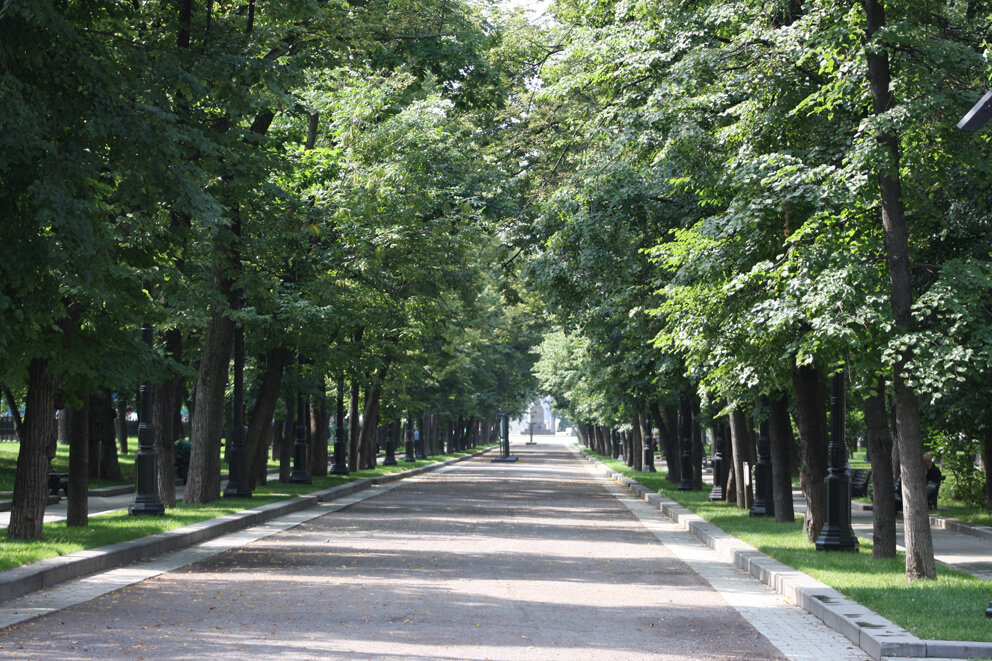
[850,469,871,498]
[48,472,68,498]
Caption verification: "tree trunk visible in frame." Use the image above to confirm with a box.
[651,403,680,483]
[184,255,236,504]
[692,398,704,490]
[728,407,749,508]
[92,391,121,482]
[769,394,796,523]
[153,330,184,508]
[793,364,829,542]
[630,416,643,471]
[2,386,24,442]
[66,395,88,526]
[359,364,390,469]
[347,380,361,472]
[865,381,897,557]
[115,393,128,454]
[8,358,60,540]
[246,348,290,488]
[279,395,294,482]
[982,428,992,513]
[862,0,935,581]
[310,384,329,478]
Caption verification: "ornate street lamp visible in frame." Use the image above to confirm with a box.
[491,412,518,462]
[750,400,774,517]
[709,424,727,501]
[642,429,657,473]
[414,418,426,459]
[382,422,397,466]
[330,375,349,474]
[289,355,312,484]
[816,369,859,552]
[130,323,164,516]
[223,300,251,498]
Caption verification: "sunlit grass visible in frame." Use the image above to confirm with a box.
[0,446,489,572]
[589,450,992,642]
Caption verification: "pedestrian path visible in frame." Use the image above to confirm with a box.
[0,438,867,660]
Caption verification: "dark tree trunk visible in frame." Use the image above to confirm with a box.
[652,403,680,483]
[92,391,121,482]
[310,384,329,478]
[246,348,290,489]
[692,398,704,490]
[66,395,88,526]
[630,416,643,471]
[728,406,749,509]
[347,380,361,472]
[2,386,23,442]
[359,365,389,470]
[184,254,236,504]
[8,358,60,540]
[866,381,897,557]
[153,330,184,508]
[58,406,70,445]
[793,365,829,542]
[769,394,796,523]
[279,395,293,482]
[862,0,935,581]
[115,393,128,455]
[983,428,992,513]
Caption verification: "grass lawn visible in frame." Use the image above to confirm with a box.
[590,450,992,643]
[0,446,492,572]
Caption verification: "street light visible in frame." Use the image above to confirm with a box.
[709,425,727,501]
[130,323,164,516]
[816,369,859,552]
[958,91,992,131]
[491,412,518,463]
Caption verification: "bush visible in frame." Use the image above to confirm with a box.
[929,432,985,507]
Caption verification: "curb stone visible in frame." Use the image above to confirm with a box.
[0,447,492,605]
[575,447,992,661]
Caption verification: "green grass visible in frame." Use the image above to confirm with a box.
[590,450,992,643]
[0,443,138,492]
[0,446,491,572]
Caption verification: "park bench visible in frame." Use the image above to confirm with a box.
[48,472,68,498]
[850,468,871,498]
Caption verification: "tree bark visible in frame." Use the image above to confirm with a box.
[66,395,88,526]
[8,358,60,540]
[115,393,128,455]
[982,428,992,513]
[310,385,329,477]
[246,348,289,488]
[862,0,936,580]
[2,386,23,442]
[692,398,704,490]
[769,394,796,523]
[865,381,896,557]
[630,416,643,471]
[91,391,121,482]
[651,403,680,483]
[793,364,829,541]
[347,380,361,472]
[728,406,749,509]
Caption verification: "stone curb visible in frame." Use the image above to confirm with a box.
[0,447,491,605]
[576,448,992,661]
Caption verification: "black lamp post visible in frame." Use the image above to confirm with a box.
[223,302,251,498]
[677,401,694,491]
[382,423,397,466]
[750,400,774,517]
[526,408,537,445]
[403,414,416,462]
[616,430,625,462]
[816,369,859,552]
[642,430,657,472]
[130,323,165,516]
[289,355,312,484]
[330,374,349,474]
[709,424,726,501]
[491,412,518,462]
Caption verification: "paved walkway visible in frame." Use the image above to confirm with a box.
[0,437,867,660]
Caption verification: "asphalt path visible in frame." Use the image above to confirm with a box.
[0,438,867,660]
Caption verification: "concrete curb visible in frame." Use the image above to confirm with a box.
[0,447,492,605]
[576,448,992,661]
